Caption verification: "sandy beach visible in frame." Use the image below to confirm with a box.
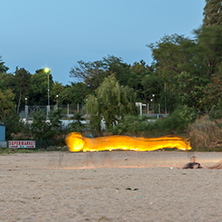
[0,151,222,222]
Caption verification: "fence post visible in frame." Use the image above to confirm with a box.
[77,103,79,113]
[25,105,29,121]
[67,104,69,115]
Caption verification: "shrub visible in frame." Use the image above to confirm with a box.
[112,115,148,135]
[188,115,222,151]
[152,105,197,134]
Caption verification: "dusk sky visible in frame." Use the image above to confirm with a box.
[1,0,205,85]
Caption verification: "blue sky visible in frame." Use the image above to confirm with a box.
[1,0,205,85]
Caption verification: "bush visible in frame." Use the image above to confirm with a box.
[112,115,148,135]
[3,113,24,140]
[154,105,197,133]
[209,104,222,119]
[67,113,87,133]
[31,109,63,141]
[188,115,222,151]
[110,105,197,137]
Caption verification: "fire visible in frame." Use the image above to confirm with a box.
[65,132,192,152]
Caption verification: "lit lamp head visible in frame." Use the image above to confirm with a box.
[44,67,50,73]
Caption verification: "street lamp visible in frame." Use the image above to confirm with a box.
[44,67,51,119]
[25,98,28,121]
[152,94,155,114]
[56,95,59,109]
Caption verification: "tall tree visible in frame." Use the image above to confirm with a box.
[0,89,15,121]
[0,56,9,73]
[204,65,222,109]
[29,69,53,105]
[0,73,15,90]
[128,60,153,103]
[148,34,203,111]
[70,55,130,93]
[148,34,197,79]
[194,25,222,77]
[86,75,138,133]
[61,82,90,104]
[203,0,222,26]
[50,82,64,104]
[14,67,31,114]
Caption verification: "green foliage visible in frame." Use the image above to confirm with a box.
[0,89,15,120]
[3,113,23,140]
[61,82,90,104]
[141,72,164,104]
[0,56,9,73]
[67,113,86,133]
[194,25,222,75]
[147,34,195,78]
[115,105,197,137]
[86,75,138,133]
[209,104,222,119]
[70,55,118,92]
[204,65,222,110]
[30,109,62,141]
[50,82,64,104]
[30,110,52,140]
[203,0,222,26]
[48,108,63,131]
[147,34,206,112]
[112,115,148,135]
[14,67,31,113]
[155,105,197,133]
[29,69,54,105]
[0,73,15,91]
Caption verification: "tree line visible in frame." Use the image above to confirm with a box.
[1,0,222,146]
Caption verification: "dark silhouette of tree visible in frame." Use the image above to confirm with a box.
[203,0,222,26]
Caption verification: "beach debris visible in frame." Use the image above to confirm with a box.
[125,188,139,191]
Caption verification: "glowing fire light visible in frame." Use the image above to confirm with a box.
[65,132,191,152]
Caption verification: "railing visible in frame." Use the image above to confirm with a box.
[20,103,168,119]
[19,103,86,119]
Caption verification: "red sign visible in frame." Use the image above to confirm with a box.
[9,140,36,148]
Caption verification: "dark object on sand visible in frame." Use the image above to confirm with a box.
[182,156,202,169]
[182,156,222,169]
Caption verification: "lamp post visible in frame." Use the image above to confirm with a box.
[44,68,51,119]
[56,95,59,109]
[25,98,28,122]
[150,99,153,114]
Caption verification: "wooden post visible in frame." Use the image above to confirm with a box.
[77,103,79,113]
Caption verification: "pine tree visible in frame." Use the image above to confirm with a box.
[203,0,222,26]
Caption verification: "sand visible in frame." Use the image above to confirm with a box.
[0,151,222,222]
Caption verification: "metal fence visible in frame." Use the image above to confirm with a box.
[19,103,85,119]
[19,103,168,119]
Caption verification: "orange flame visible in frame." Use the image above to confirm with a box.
[65,132,191,152]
